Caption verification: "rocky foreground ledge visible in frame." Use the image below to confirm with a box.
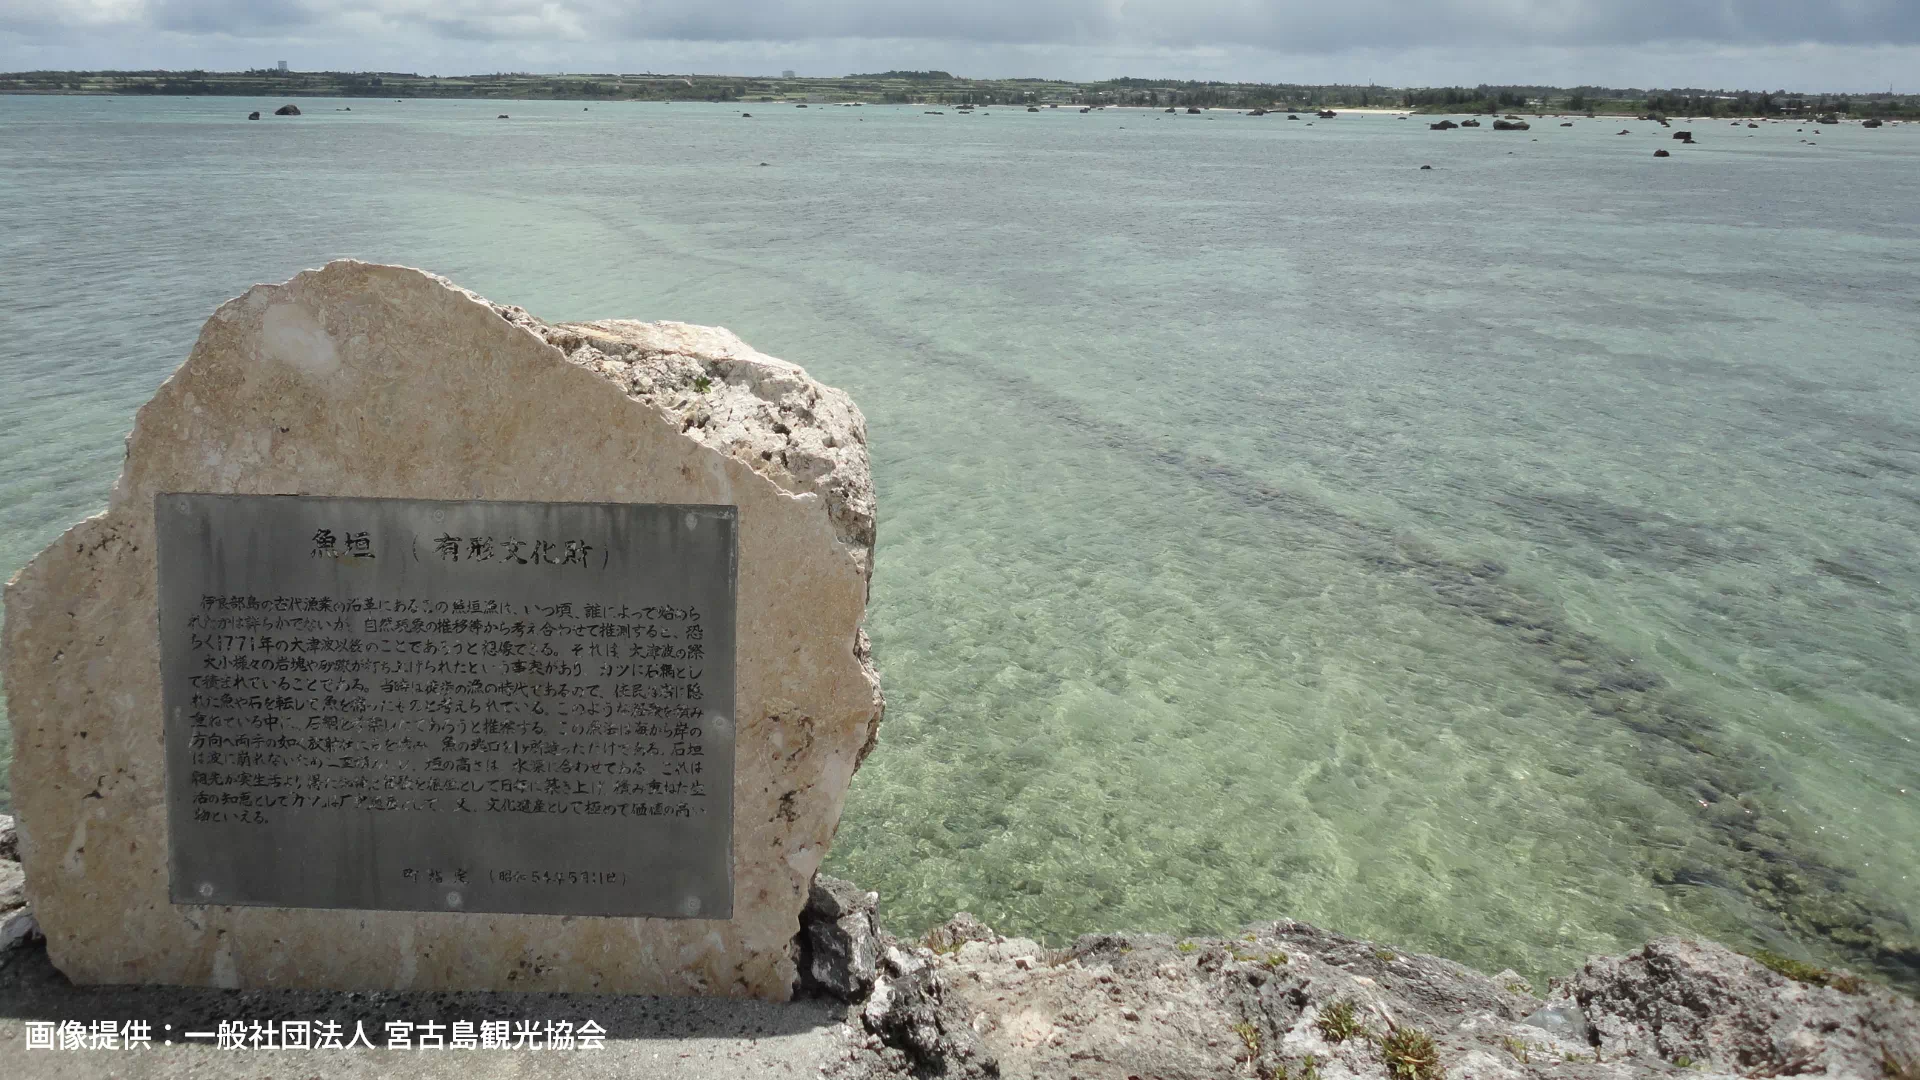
[4,825,1917,1079]
[799,876,1920,1080]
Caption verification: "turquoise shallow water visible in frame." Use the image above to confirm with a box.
[2,96,1917,988]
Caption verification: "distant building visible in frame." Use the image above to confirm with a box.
[277,61,288,72]
[782,70,796,79]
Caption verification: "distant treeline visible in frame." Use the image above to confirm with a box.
[3,68,1915,117]
[1399,83,1916,118]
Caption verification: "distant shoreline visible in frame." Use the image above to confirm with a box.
[3,70,1912,120]
[1,93,1898,125]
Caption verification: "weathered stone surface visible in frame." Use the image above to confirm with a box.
[857,964,999,1078]
[0,851,37,970]
[1,260,882,998]
[0,813,15,862]
[1555,937,1920,1075]
[831,914,1919,1080]
[922,912,998,953]
[796,874,889,1001]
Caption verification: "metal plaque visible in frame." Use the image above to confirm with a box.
[155,494,736,918]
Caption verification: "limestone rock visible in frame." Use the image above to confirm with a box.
[1554,937,1920,1075]
[1,260,883,998]
[796,874,889,1000]
[831,913,1920,1080]
[858,967,999,1078]
[0,813,15,862]
[0,855,37,969]
[923,912,999,952]
[0,858,22,912]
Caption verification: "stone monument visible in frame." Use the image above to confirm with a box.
[1,261,882,998]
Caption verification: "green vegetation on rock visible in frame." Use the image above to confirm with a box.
[1315,998,1369,1043]
[1380,1026,1443,1080]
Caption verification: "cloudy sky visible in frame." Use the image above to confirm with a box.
[2,0,1916,91]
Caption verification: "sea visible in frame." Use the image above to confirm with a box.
[1,94,1916,990]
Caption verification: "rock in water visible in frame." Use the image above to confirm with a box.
[247,111,260,120]
[273,104,299,116]
[1655,149,1671,156]
[0,261,883,999]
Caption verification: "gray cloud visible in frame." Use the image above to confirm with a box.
[9,0,1918,50]
[2,0,1917,87]
[147,0,321,36]
[583,0,1919,50]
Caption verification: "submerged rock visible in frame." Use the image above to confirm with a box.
[273,104,299,115]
